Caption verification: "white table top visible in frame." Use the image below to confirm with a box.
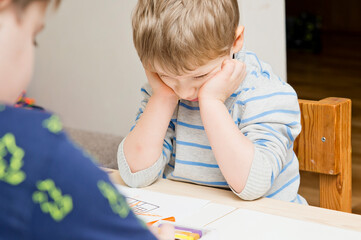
[106,168,361,235]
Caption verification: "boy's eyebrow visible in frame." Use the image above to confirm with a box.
[193,64,220,78]
[158,62,220,78]
[159,72,209,78]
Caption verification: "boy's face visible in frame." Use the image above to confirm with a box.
[0,1,47,104]
[156,55,231,101]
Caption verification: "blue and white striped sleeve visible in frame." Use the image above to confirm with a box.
[231,80,301,200]
[117,83,175,188]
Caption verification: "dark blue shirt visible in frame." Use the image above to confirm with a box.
[0,105,157,240]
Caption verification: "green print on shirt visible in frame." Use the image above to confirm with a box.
[0,105,5,112]
[0,133,26,185]
[32,179,73,222]
[98,180,130,218]
[43,115,63,134]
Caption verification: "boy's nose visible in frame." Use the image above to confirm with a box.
[177,87,197,100]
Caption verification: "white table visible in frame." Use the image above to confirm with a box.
[106,169,361,239]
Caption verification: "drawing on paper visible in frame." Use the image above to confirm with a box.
[126,197,161,217]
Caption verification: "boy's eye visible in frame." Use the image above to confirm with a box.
[194,73,208,79]
[33,39,38,47]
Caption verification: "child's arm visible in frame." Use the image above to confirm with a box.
[199,60,253,193]
[118,71,178,187]
[199,60,301,199]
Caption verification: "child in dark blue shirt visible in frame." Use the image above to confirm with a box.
[0,105,158,239]
[0,0,171,239]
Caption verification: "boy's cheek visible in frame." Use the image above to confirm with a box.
[160,78,174,89]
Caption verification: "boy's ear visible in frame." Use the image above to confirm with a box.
[0,0,12,10]
[232,26,245,53]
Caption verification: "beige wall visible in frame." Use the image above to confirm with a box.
[29,0,286,136]
[240,0,287,82]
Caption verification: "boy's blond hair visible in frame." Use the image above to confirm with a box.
[132,0,239,75]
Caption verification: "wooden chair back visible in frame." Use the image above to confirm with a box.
[294,97,352,212]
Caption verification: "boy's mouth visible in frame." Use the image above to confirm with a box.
[189,98,198,102]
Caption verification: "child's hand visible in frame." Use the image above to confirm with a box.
[145,70,179,101]
[149,223,175,240]
[198,59,246,102]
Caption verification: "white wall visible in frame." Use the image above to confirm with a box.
[239,0,287,81]
[29,0,286,136]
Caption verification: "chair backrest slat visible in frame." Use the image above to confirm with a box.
[294,97,352,212]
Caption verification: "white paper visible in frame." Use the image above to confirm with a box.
[207,209,361,240]
[116,185,209,224]
[177,203,236,228]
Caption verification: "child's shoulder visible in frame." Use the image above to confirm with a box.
[0,104,62,134]
[0,104,74,185]
[140,83,153,97]
[234,50,297,99]
[0,104,67,156]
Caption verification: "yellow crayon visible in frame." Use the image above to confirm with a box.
[174,233,195,240]
[175,230,200,240]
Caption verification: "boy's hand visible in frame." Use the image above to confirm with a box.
[198,59,246,103]
[145,70,179,101]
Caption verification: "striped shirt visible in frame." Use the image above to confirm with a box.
[118,50,307,204]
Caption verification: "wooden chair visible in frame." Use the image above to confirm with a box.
[294,97,352,212]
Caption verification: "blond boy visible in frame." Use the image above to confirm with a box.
[0,0,173,238]
[118,0,307,204]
